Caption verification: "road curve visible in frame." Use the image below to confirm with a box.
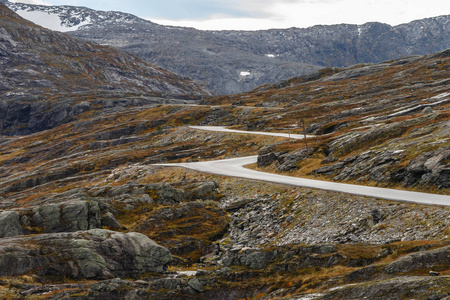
[189,126,315,139]
[155,156,450,207]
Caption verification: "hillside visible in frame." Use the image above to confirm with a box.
[0,3,209,135]
[0,43,449,298]
[5,0,450,95]
[203,51,450,192]
[0,3,449,299]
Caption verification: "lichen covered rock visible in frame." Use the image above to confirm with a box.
[0,229,172,279]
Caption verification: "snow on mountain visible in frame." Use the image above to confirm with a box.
[5,1,143,32]
[14,8,91,32]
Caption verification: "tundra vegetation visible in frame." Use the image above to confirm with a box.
[0,3,449,299]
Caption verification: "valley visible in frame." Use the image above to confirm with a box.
[0,1,449,299]
[4,0,450,95]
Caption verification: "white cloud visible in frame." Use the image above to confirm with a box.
[151,0,450,30]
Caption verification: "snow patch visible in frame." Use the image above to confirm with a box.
[357,26,362,36]
[266,54,275,58]
[15,9,91,32]
[240,71,251,76]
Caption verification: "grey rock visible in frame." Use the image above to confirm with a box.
[188,278,204,293]
[221,256,234,267]
[148,278,184,291]
[0,211,23,238]
[257,152,277,167]
[258,145,275,156]
[285,215,295,223]
[245,251,275,269]
[186,181,219,200]
[277,148,313,172]
[0,229,172,278]
[313,162,346,175]
[404,146,449,188]
[318,276,450,300]
[90,278,133,293]
[329,115,437,156]
[101,212,124,230]
[139,194,154,204]
[422,106,433,114]
[221,197,253,212]
[321,156,339,164]
[145,183,185,205]
[216,267,231,276]
[26,200,101,233]
[383,245,450,274]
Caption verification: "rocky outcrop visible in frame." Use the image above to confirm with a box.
[185,181,220,201]
[404,146,450,188]
[276,148,315,171]
[383,245,450,275]
[256,148,314,172]
[316,276,450,300]
[328,114,437,156]
[19,200,101,234]
[312,145,449,189]
[257,152,277,168]
[0,211,23,238]
[135,200,229,261]
[0,229,172,279]
[214,192,450,248]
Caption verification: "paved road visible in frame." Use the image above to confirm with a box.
[189,126,315,139]
[156,156,450,207]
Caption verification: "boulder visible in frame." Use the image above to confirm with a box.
[404,146,449,188]
[24,200,101,233]
[145,183,185,205]
[257,152,277,167]
[0,211,23,238]
[0,229,172,279]
[244,251,275,269]
[186,181,219,200]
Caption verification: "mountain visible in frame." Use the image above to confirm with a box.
[0,3,208,135]
[5,0,450,95]
[0,2,449,299]
[0,47,449,298]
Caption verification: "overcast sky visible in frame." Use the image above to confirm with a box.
[10,0,450,30]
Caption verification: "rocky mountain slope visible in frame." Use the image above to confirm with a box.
[0,44,449,298]
[5,0,450,95]
[0,3,208,135]
[0,3,449,299]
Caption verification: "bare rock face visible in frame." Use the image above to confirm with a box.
[383,245,450,275]
[276,148,313,172]
[24,200,101,234]
[317,276,450,300]
[0,211,23,238]
[0,229,172,279]
[404,146,450,188]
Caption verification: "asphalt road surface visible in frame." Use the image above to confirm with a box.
[156,155,450,207]
[189,126,315,139]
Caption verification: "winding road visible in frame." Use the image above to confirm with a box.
[188,126,315,139]
[156,126,450,207]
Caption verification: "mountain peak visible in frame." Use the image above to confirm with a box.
[0,5,209,135]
